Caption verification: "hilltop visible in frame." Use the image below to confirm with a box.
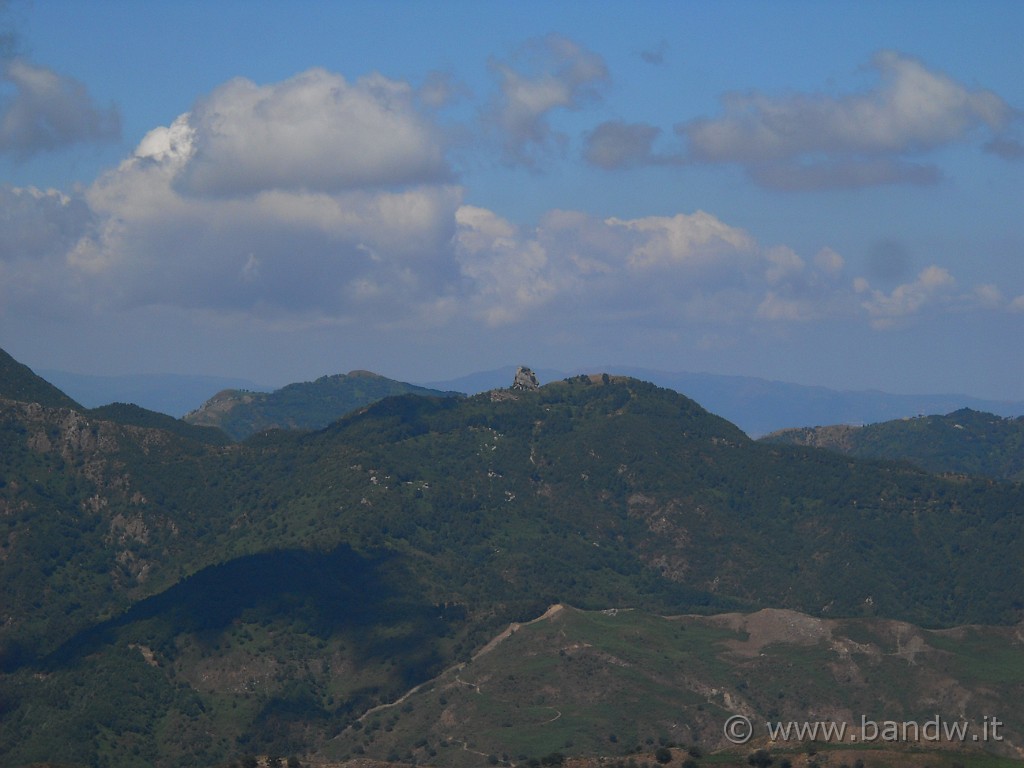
[0,347,81,410]
[762,408,1024,482]
[183,370,464,440]
[423,365,1024,438]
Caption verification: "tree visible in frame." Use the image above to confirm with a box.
[748,750,773,768]
[655,747,672,764]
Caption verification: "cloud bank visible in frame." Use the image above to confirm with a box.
[585,51,1019,189]
[2,49,1016,354]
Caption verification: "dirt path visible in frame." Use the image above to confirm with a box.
[340,604,565,731]
[472,603,564,660]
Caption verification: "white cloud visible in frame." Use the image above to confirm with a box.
[176,69,448,196]
[665,51,1018,189]
[489,35,608,167]
[813,247,845,276]
[859,265,957,328]
[0,58,119,156]
[757,292,810,322]
[607,211,756,271]
[452,205,859,328]
[418,70,468,109]
[4,58,1013,349]
[764,246,805,285]
[974,283,1003,309]
[455,206,560,325]
[55,69,461,323]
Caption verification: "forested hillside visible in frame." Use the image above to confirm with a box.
[763,408,1024,482]
[2,354,1023,766]
[183,370,463,440]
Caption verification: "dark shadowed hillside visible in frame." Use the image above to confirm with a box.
[0,347,81,410]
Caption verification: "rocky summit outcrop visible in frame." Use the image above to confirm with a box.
[511,365,540,391]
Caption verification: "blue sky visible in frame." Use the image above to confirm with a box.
[1,0,1022,400]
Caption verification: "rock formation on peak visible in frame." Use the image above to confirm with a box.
[511,365,540,391]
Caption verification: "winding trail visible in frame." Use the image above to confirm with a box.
[336,604,566,734]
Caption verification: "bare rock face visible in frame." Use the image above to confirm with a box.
[511,366,540,391]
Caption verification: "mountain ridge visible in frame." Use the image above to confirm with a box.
[423,365,1024,437]
[31,358,1024,436]
[0,347,81,410]
[3,348,1024,766]
[762,407,1024,482]
[183,370,465,440]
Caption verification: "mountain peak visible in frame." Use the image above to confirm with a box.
[511,365,540,391]
[0,347,81,410]
[183,370,463,439]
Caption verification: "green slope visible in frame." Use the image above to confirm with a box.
[325,604,1024,767]
[762,408,1024,482]
[88,401,232,445]
[0,346,81,409]
[182,369,464,440]
[2,371,1024,766]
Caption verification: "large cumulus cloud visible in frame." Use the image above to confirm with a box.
[64,69,461,323]
[177,69,449,196]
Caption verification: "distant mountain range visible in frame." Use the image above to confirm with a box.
[39,362,1024,436]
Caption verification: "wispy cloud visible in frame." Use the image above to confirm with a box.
[0,57,119,157]
[488,34,608,168]
[639,40,668,66]
[855,266,957,328]
[586,51,1019,189]
[583,120,682,169]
